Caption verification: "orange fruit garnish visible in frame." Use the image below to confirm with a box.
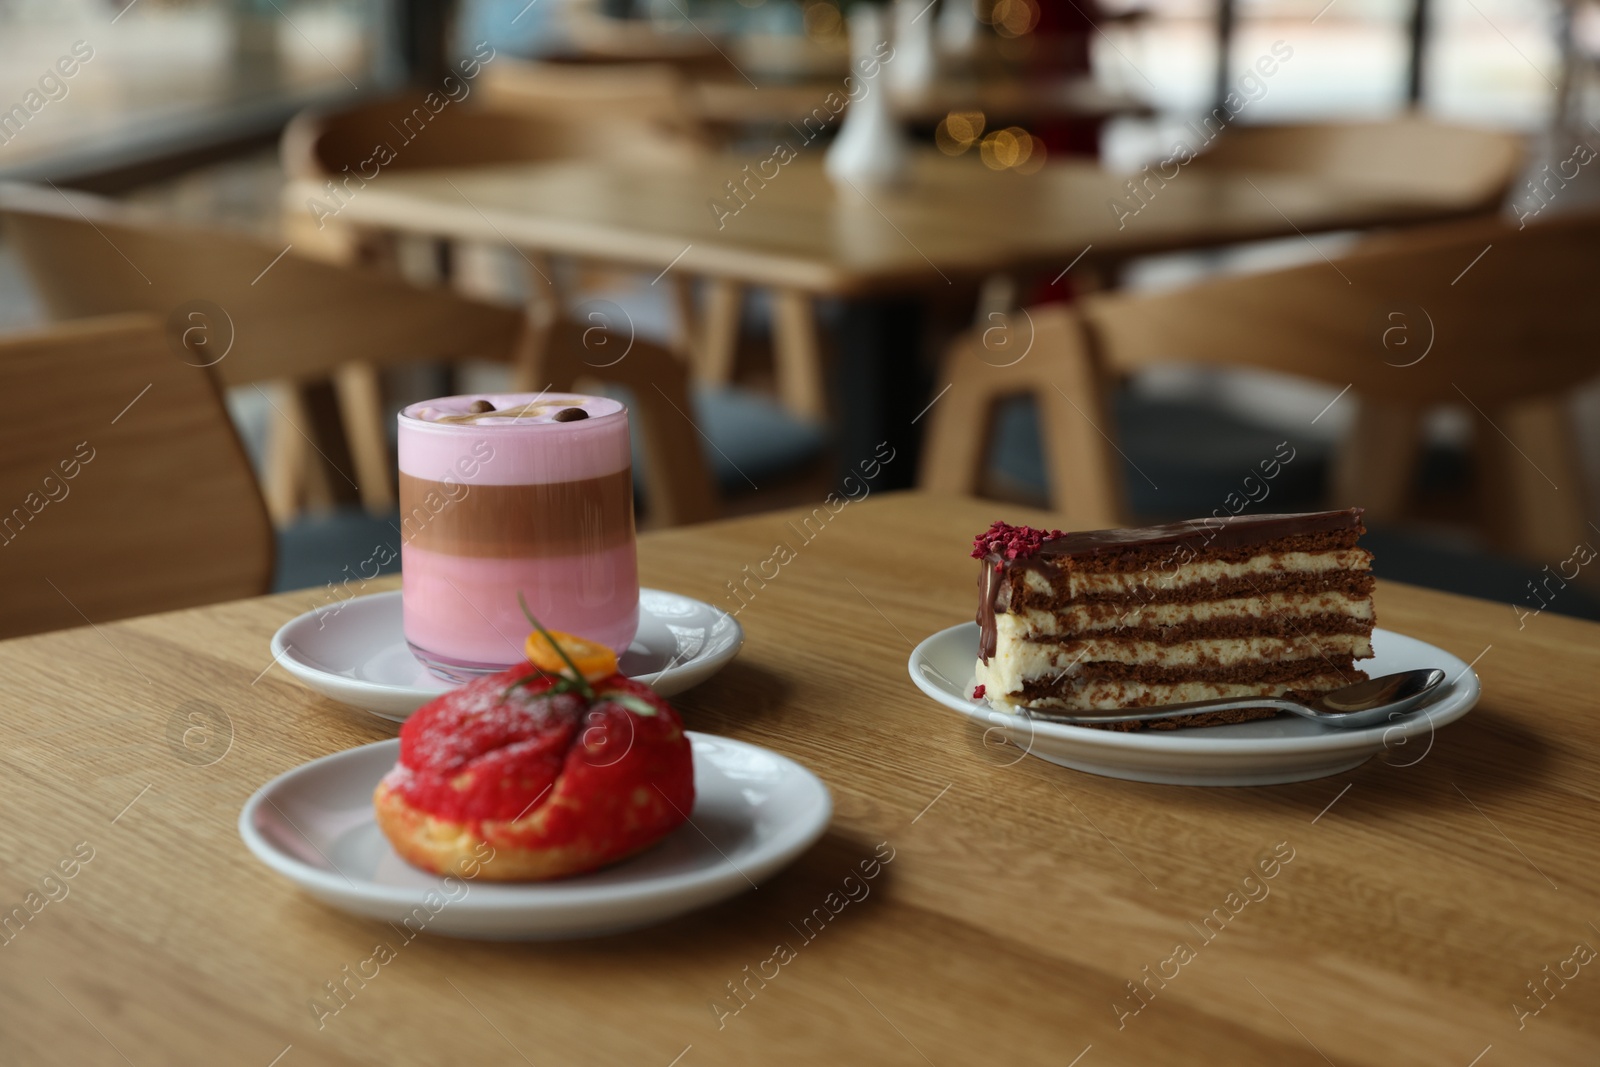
[525,630,618,683]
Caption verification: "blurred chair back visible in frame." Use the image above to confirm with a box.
[922,211,1600,564]
[0,315,273,639]
[0,183,525,519]
[920,308,1123,529]
[476,59,706,141]
[1191,114,1524,213]
[557,8,740,78]
[282,87,700,183]
[281,87,704,272]
[515,317,719,528]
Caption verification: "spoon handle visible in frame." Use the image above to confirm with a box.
[1020,695,1306,726]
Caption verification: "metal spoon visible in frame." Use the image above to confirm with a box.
[1021,668,1447,729]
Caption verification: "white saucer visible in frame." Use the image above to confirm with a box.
[909,624,1481,786]
[271,589,743,722]
[238,732,831,940]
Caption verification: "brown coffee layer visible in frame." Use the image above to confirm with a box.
[399,470,633,557]
[1009,570,1374,611]
[1029,612,1374,645]
[1018,655,1357,694]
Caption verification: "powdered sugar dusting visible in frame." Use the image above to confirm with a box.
[381,764,415,789]
[386,664,689,828]
[402,673,580,775]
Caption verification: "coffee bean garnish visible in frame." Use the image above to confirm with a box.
[552,407,589,422]
[468,399,495,413]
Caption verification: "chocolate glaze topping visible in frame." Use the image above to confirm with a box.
[1017,509,1362,558]
[975,509,1365,662]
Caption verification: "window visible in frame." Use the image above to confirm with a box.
[0,0,395,177]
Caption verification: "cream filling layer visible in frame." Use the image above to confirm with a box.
[1009,591,1373,635]
[1012,549,1371,603]
[982,673,1359,713]
[975,614,1372,696]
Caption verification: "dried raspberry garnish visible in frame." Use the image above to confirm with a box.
[971,684,986,700]
[971,521,1065,561]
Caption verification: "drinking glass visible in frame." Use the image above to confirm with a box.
[398,393,639,681]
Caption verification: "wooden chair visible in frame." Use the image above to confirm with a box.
[0,184,720,532]
[280,87,714,516]
[469,62,781,408]
[919,306,1123,529]
[0,315,274,640]
[474,59,705,143]
[513,317,719,528]
[471,61,824,422]
[281,88,703,272]
[0,183,525,522]
[1190,114,1524,214]
[921,211,1600,566]
[558,1,738,76]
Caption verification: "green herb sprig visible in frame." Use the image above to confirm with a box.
[502,592,596,700]
[501,593,656,716]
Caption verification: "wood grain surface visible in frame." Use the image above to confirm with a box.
[1,491,1595,1066]
[309,152,1492,295]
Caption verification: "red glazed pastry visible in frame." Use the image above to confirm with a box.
[374,662,695,881]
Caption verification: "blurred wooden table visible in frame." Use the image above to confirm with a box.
[689,75,1154,129]
[2,491,1596,1065]
[316,151,1493,481]
[312,151,1490,297]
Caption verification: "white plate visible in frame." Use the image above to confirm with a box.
[238,732,831,940]
[271,589,743,722]
[909,624,1481,786]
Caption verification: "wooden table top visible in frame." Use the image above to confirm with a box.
[689,75,1154,128]
[317,151,1489,296]
[4,491,1597,1065]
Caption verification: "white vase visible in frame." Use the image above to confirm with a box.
[938,0,980,56]
[825,5,912,188]
[888,0,936,96]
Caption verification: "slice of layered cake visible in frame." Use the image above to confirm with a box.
[972,510,1374,729]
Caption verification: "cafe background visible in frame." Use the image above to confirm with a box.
[1,0,1597,618]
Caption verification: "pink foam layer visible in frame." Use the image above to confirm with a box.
[398,392,630,485]
[401,542,640,664]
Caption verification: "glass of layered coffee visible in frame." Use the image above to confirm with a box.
[398,393,638,681]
